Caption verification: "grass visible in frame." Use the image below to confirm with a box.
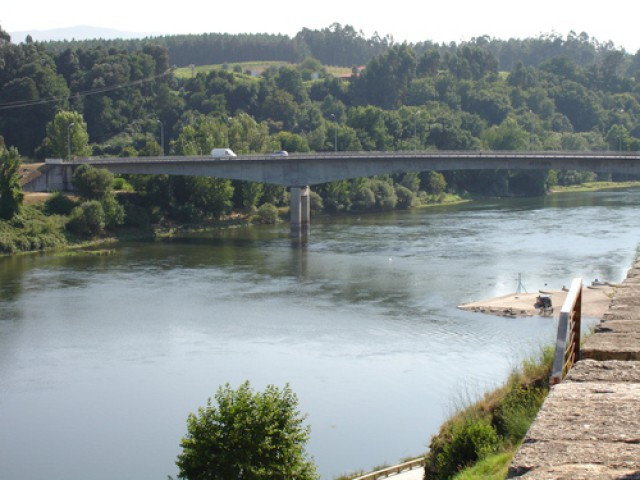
[417,193,469,208]
[424,346,554,480]
[173,61,353,79]
[52,249,116,257]
[452,451,514,480]
[174,61,293,78]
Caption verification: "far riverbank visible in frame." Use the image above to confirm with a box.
[549,180,640,193]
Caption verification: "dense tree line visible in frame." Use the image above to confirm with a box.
[36,24,640,73]
[1,21,640,228]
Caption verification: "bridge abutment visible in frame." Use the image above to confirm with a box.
[23,162,75,193]
[290,186,310,237]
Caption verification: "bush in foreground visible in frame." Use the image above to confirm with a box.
[435,417,500,479]
[176,381,318,480]
[424,347,554,479]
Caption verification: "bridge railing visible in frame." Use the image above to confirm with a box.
[51,150,640,165]
[550,277,583,384]
[352,458,424,480]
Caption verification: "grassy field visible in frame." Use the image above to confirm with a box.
[174,61,352,78]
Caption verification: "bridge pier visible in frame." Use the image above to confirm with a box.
[290,186,310,237]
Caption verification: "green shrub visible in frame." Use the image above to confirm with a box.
[351,185,376,211]
[67,201,105,236]
[0,206,67,253]
[493,386,546,443]
[72,164,114,200]
[434,417,500,479]
[113,177,134,191]
[45,192,76,215]
[309,191,324,213]
[395,184,417,209]
[255,202,279,224]
[100,194,125,229]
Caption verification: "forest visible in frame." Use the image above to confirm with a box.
[1,22,640,245]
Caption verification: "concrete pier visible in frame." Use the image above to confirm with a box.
[508,261,640,479]
[290,186,310,237]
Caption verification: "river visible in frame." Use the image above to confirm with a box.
[1,189,639,480]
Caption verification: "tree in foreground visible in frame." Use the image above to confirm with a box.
[176,381,318,480]
[0,146,24,220]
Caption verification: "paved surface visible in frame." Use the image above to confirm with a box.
[388,468,424,480]
[508,262,640,479]
[353,464,424,480]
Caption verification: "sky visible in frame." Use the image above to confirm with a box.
[3,0,640,52]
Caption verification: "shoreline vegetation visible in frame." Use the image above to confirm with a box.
[0,187,468,256]
[5,177,640,258]
[2,178,637,257]
[341,346,556,480]
[549,180,640,193]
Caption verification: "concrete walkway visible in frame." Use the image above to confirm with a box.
[508,262,640,479]
[387,467,424,480]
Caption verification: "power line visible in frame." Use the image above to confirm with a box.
[0,69,172,111]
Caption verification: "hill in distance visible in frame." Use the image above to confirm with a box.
[8,25,161,43]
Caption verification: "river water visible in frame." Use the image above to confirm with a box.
[1,189,640,480]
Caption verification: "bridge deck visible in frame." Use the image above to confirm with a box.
[31,150,640,190]
[508,262,640,479]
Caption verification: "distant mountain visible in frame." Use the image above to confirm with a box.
[8,25,161,43]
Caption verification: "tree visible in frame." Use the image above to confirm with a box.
[239,181,264,210]
[40,111,91,159]
[351,44,417,109]
[482,117,528,150]
[0,146,23,220]
[176,381,318,480]
[0,24,10,43]
[255,202,280,224]
[423,171,447,195]
[67,200,106,236]
[72,164,114,200]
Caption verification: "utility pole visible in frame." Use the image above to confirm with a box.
[67,122,74,160]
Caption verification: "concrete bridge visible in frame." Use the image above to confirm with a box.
[24,150,640,235]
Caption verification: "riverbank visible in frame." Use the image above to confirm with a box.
[458,284,615,318]
[549,180,640,194]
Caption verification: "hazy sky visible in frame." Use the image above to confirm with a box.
[3,0,639,52]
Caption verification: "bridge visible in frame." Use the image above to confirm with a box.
[25,150,640,235]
